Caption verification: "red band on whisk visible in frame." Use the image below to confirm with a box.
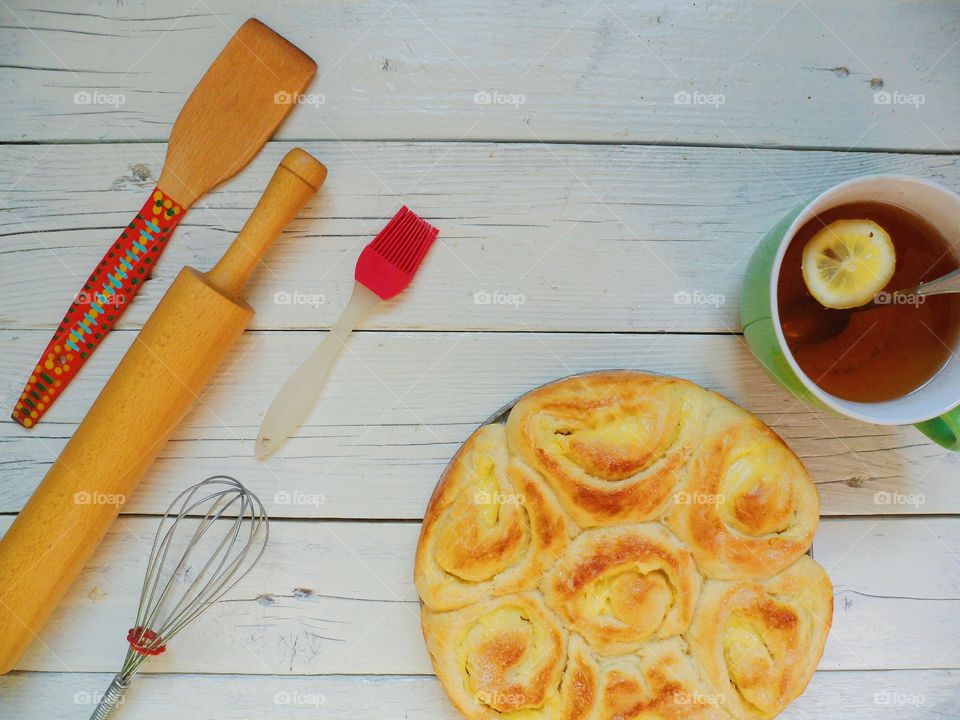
[127,626,167,656]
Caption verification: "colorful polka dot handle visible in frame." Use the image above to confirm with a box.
[12,188,184,428]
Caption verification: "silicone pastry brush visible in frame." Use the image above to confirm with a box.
[12,19,316,428]
[256,207,439,459]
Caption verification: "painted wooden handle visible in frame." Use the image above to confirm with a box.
[206,148,327,298]
[0,149,325,675]
[12,189,186,428]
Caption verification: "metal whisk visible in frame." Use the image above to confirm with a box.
[91,475,268,719]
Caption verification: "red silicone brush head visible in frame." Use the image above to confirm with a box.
[354,206,439,300]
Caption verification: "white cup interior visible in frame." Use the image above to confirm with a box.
[770,175,960,425]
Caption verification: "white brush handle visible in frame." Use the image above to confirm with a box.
[256,283,380,459]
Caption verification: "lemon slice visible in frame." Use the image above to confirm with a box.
[801,219,896,309]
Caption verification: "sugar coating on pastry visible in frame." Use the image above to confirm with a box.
[506,371,706,527]
[415,424,570,611]
[421,593,598,720]
[593,637,731,720]
[665,397,820,580]
[686,556,833,720]
[542,523,702,655]
[416,371,831,720]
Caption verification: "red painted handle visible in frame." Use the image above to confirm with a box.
[12,188,185,428]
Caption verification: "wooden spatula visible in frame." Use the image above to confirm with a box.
[11,18,316,428]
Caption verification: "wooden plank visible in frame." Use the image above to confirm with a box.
[4,142,960,335]
[815,518,960,671]
[0,669,956,719]
[2,330,957,518]
[1,516,957,674]
[0,1,958,149]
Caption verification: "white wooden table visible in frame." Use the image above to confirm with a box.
[1,1,959,717]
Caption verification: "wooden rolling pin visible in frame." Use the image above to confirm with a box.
[0,148,327,674]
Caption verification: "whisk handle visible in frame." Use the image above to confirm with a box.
[90,674,130,720]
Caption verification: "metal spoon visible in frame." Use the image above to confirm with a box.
[780,266,960,345]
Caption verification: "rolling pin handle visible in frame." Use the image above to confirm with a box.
[205,148,327,298]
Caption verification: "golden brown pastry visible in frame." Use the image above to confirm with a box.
[421,593,598,719]
[686,556,833,720]
[593,637,730,720]
[541,523,702,655]
[666,397,819,580]
[506,371,706,527]
[416,371,830,720]
[415,424,570,611]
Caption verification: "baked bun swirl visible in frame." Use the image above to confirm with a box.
[506,371,705,527]
[542,524,702,655]
[593,637,730,720]
[421,593,598,719]
[415,424,569,611]
[666,398,819,580]
[686,556,833,720]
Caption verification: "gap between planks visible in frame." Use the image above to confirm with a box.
[3,138,960,155]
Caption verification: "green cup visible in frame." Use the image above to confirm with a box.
[741,174,960,450]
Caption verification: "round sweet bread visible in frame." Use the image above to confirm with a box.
[415,371,832,720]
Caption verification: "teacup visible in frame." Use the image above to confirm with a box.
[741,175,960,450]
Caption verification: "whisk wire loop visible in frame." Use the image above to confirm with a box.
[90,475,268,719]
